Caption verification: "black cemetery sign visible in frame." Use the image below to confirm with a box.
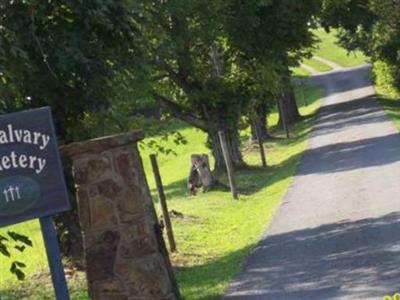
[0,107,70,227]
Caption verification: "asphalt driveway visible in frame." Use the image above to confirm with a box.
[224,65,400,300]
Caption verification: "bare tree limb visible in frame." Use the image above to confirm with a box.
[152,92,207,131]
[29,7,58,80]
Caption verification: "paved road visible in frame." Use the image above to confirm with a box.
[224,65,400,300]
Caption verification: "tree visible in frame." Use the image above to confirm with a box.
[133,0,254,173]
[223,0,320,129]
[320,0,400,93]
[134,0,321,174]
[0,0,143,142]
[0,0,144,264]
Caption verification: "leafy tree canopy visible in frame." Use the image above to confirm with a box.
[320,0,400,90]
[0,0,143,142]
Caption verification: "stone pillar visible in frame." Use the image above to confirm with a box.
[61,131,180,300]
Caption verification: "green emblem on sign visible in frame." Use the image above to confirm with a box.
[0,176,41,216]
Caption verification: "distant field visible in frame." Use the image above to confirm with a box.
[294,28,368,75]
[302,57,332,72]
[313,28,367,67]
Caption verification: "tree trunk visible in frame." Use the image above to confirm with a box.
[153,93,245,175]
[250,107,271,142]
[208,128,245,175]
[278,89,301,125]
[278,55,301,126]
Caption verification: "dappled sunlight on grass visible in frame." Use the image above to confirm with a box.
[0,220,47,285]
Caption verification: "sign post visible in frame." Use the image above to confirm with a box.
[40,216,70,300]
[0,107,71,299]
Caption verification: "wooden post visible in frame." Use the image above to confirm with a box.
[150,154,177,252]
[277,98,290,139]
[252,120,267,167]
[218,131,238,199]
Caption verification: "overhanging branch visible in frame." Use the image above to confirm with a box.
[152,93,207,131]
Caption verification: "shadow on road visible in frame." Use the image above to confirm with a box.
[292,92,400,175]
[225,212,400,299]
[309,65,372,95]
[297,132,400,175]
[312,96,385,136]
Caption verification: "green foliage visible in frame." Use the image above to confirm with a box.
[320,0,374,52]
[0,0,143,142]
[320,0,400,91]
[131,0,321,158]
[0,231,32,280]
[224,0,321,115]
[0,0,147,279]
[373,60,400,96]
[140,0,253,122]
[225,0,320,62]
[313,28,367,67]
[377,86,400,133]
[0,220,47,286]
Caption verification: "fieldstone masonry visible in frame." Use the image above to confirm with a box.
[62,131,180,300]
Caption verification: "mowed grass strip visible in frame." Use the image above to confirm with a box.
[291,66,310,77]
[0,85,323,299]
[302,57,332,72]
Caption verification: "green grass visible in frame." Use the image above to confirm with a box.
[376,85,400,131]
[143,84,323,299]
[292,28,367,77]
[302,57,332,72]
[0,221,89,299]
[313,28,367,67]
[0,220,47,283]
[291,66,310,77]
[0,85,323,299]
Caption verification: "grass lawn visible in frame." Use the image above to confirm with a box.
[292,28,367,77]
[302,57,332,72]
[291,67,310,77]
[313,28,367,67]
[0,84,323,299]
[0,221,47,282]
[376,85,400,131]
